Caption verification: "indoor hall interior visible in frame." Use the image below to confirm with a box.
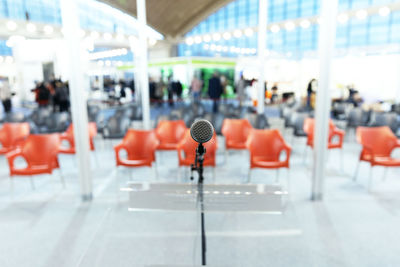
[1,0,400,266]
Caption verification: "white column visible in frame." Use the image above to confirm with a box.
[137,0,151,129]
[60,0,93,201]
[311,0,338,201]
[257,0,268,114]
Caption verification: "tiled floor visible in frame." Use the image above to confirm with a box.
[1,123,400,267]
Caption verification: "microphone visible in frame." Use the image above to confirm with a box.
[190,119,214,144]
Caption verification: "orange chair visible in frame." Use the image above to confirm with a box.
[6,134,63,189]
[155,120,187,150]
[0,123,30,155]
[59,123,97,154]
[114,129,159,179]
[221,119,253,161]
[177,130,218,179]
[303,118,345,167]
[246,129,291,183]
[355,126,400,190]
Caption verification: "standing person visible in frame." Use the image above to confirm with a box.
[191,76,203,103]
[208,71,223,113]
[167,76,174,107]
[0,77,12,113]
[56,81,70,112]
[175,80,183,102]
[36,82,51,107]
[271,83,279,104]
[236,74,246,107]
[306,79,317,109]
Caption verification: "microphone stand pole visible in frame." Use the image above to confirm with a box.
[191,143,206,266]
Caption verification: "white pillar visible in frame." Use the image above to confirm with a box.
[137,0,151,129]
[311,0,338,201]
[60,0,93,201]
[257,0,268,114]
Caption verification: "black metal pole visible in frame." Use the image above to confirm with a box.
[194,144,206,266]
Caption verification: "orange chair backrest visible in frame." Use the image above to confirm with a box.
[155,120,187,143]
[221,119,253,143]
[0,122,30,148]
[304,118,338,141]
[122,129,159,161]
[178,130,217,161]
[64,123,97,149]
[21,134,60,165]
[356,126,398,157]
[246,129,286,161]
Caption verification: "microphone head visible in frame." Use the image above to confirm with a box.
[190,119,214,143]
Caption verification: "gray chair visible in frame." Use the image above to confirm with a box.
[368,112,399,134]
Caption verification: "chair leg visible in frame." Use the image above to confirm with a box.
[212,167,216,182]
[30,176,35,190]
[129,168,133,181]
[275,169,280,183]
[340,148,344,172]
[382,167,388,181]
[286,168,291,193]
[59,168,66,188]
[353,160,360,181]
[224,149,228,165]
[303,146,308,163]
[247,169,252,183]
[9,177,14,193]
[368,166,374,192]
[153,164,158,180]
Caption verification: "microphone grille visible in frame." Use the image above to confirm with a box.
[190,119,214,143]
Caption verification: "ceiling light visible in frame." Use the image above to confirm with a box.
[91,31,100,39]
[116,61,123,67]
[244,28,253,36]
[230,46,235,52]
[105,60,111,66]
[26,23,37,33]
[6,21,17,31]
[212,33,221,41]
[185,37,194,45]
[216,45,222,52]
[210,44,216,51]
[6,35,25,47]
[271,25,280,33]
[149,38,157,46]
[240,48,246,54]
[356,9,368,20]
[203,35,211,42]
[379,6,390,17]
[233,29,242,38]
[204,44,209,50]
[103,33,113,40]
[300,20,311,29]
[251,48,257,54]
[223,32,231,40]
[5,56,13,64]
[222,46,228,52]
[116,33,125,42]
[97,60,104,67]
[79,29,86,38]
[129,36,137,43]
[43,25,53,35]
[285,22,295,31]
[194,36,202,44]
[337,13,349,24]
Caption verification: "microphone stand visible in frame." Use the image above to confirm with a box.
[191,143,206,266]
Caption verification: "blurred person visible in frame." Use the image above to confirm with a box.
[271,83,279,104]
[236,74,246,107]
[0,77,12,113]
[191,76,203,103]
[306,79,317,109]
[155,79,165,106]
[174,80,183,101]
[167,76,174,107]
[220,75,228,100]
[55,81,70,112]
[149,77,157,103]
[208,72,223,113]
[33,82,51,107]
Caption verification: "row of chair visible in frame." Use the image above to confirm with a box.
[0,122,98,189]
